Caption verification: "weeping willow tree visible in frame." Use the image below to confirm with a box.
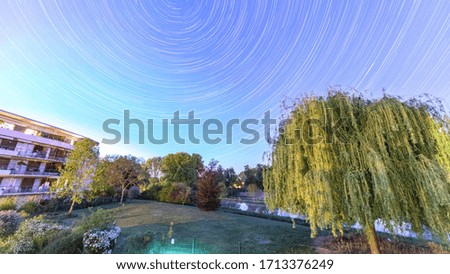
[264,90,450,254]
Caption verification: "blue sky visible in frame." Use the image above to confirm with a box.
[1,0,449,171]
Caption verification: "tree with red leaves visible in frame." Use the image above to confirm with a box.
[196,160,221,211]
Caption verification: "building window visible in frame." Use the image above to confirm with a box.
[0,157,10,170]
[39,132,65,142]
[20,178,35,192]
[24,128,38,135]
[26,161,41,172]
[0,122,15,130]
[0,139,17,151]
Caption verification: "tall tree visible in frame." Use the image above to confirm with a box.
[264,91,450,254]
[223,167,238,187]
[161,152,204,186]
[52,138,99,215]
[241,164,266,190]
[104,155,144,203]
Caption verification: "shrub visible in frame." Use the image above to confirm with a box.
[170,183,192,205]
[19,200,41,215]
[42,229,84,254]
[158,184,175,203]
[122,231,153,253]
[9,216,68,253]
[0,197,16,211]
[75,208,115,233]
[83,226,121,254]
[39,198,66,213]
[128,186,140,199]
[43,208,117,254]
[139,184,163,200]
[0,236,11,253]
[196,170,221,211]
[0,210,22,237]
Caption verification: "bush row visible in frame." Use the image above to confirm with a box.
[139,183,194,205]
[0,196,119,215]
[0,208,116,254]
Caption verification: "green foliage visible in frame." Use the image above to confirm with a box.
[102,155,145,203]
[140,183,193,205]
[122,231,153,253]
[52,138,99,214]
[8,216,67,253]
[42,208,116,254]
[140,184,163,200]
[158,184,176,203]
[90,159,116,198]
[0,197,16,211]
[240,164,266,190]
[75,208,115,233]
[0,210,22,237]
[161,152,203,186]
[19,200,41,214]
[264,91,450,250]
[41,229,84,254]
[223,167,239,187]
[169,183,192,205]
[0,236,11,253]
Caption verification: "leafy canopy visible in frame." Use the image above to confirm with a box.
[264,91,450,240]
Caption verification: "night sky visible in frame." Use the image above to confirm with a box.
[1,0,449,171]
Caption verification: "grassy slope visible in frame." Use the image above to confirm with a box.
[64,200,319,254]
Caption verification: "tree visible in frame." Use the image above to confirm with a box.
[264,91,450,254]
[52,139,99,215]
[89,158,115,198]
[103,155,144,203]
[223,167,238,187]
[196,160,221,211]
[241,164,266,190]
[161,152,204,186]
[145,156,163,180]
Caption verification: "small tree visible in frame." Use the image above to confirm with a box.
[196,160,221,211]
[52,139,99,215]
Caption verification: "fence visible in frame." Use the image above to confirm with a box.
[146,237,315,254]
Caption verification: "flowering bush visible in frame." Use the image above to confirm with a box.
[0,210,23,237]
[10,216,68,253]
[83,226,121,254]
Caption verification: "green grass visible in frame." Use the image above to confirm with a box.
[62,200,319,254]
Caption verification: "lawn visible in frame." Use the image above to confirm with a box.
[62,200,321,254]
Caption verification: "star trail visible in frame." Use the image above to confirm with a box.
[0,0,449,170]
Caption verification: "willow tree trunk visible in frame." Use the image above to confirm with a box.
[68,199,76,216]
[364,224,381,254]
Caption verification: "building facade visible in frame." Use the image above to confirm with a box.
[0,109,88,195]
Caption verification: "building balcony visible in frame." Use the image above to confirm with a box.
[0,148,66,162]
[16,150,47,159]
[0,186,50,195]
[8,169,60,177]
[0,127,74,150]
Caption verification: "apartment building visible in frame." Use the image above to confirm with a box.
[0,109,89,195]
